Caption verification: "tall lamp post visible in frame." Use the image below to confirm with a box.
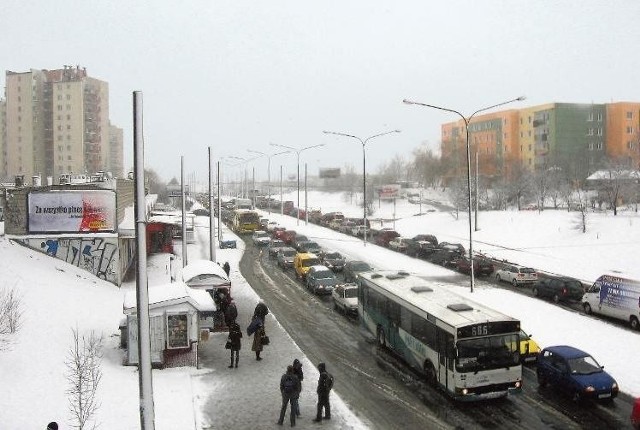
[322,129,400,245]
[403,96,525,292]
[222,155,246,198]
[270,142,325,225]
[248,149,290,214]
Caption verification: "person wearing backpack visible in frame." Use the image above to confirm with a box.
[312,362,333,423]
[292,359,304,417]
[278,365,301,427]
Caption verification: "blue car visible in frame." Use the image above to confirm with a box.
[537,345,619,402]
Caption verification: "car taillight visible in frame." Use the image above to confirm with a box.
[562,288,568,295]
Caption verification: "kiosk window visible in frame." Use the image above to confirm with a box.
[167,313,189,349]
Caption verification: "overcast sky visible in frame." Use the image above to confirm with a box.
[3,0,640,182]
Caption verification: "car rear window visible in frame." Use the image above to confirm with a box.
[521,268,535,274]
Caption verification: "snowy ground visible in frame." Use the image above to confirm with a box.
[1,188,639,429]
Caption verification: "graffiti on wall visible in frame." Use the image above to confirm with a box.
[19,236,120,284]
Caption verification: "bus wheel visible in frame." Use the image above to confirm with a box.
[583,303,592,314]
[424,362,437,386]
[376,328,386,348]
[631,316,639,331]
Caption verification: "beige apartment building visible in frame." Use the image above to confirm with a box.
[2,65,123,184]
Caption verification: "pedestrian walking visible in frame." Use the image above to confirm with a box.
[292,358,304,417]
[278,365,301,427]
[222,261,231,277]
[227,321,242,368]
[312,362,333,423]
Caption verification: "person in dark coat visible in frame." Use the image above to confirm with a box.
[312,362,333,422]
[46,423,58,430]
[292,359,304,417]
[227,321,242,368]
[253,300,269,323]
[249,317,266,361]
[222,261,231,277]
[224,300,238,326]
[278,365,301,427]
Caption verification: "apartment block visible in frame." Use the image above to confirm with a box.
[441,101,640,183]
[3,65,122,184]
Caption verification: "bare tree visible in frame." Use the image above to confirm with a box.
[447,178,468,220]
[573,188,590,233]
[0,286,23,351]
[65,328,103,430]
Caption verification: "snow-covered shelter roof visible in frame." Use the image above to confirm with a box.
[123,281,216,314]
[181,259,230,288]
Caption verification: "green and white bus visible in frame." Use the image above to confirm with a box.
[358,270,522,401]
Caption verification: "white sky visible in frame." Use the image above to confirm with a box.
[2,189,639,428]
[3,1,640,181]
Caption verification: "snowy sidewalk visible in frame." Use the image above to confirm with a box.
[186,229,367,429]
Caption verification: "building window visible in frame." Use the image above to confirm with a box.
[58,145,63,151]
[597,128,603,136]
[67,145,71,151]
[528,130,531,137]
[520,131,523,138]
[597,142,603,150]
[67,155,72,161]
[588,143,594,150]
[57,105,62,111]
[67,125,71,130]
[528,116,531,124]
[627,111,633,119]
[57,135,62,141]
[588,128,594,136]
[57,125,62,131]
[627,126,634,134]
[66,94,71,100]
[66,114,71,120]
[57,95,62,101]
[587,112,593,121]
[627,141,634,150]
[597,113,603,121]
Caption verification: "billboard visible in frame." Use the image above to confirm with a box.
[375,184,401,200]
[319,168,341,179]
[28,190,117,233]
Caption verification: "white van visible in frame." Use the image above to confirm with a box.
[582,274,640,330]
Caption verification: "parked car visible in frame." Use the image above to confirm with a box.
[338,220,357,234]
[276,247,297,269]
[632,397,640,429]
[532,277,584,303]
[519,330,541,363]
[388,237,411,253]
[343,260,374,282]
[332,283,358,315]
[537,345,619,402]
[280,230,298,245]
[252,230,271,247]
[319,250,346,272]
[455,255,495,276]
[375,230,400,247]
[298,240,322,254]
[437,242,465,256]
[267,239,286,258]
[219,238,237,249]
[429,249,460,268]
[272,227,289,241]
[495,265,538,286]
[259,218,269,230]
[351,225,367,237]
[406,239,438,259]
[305,265,338,295]
[266,221,280,232]
[411,234,438,246]
[192,208,210,216]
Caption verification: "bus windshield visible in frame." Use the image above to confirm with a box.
[239,213,259,224]
[456,334,520,372]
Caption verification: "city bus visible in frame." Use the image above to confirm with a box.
[358,270,522,401]
[232,209,260,234]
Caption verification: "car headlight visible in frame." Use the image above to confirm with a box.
[584,386,595,393]
[612,382,618,390]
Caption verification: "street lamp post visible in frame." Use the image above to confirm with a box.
[402,96,525,292]
[248,149,290,214]
[270,142,325,225]
[322,130,400,245]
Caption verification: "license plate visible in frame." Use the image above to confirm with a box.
[598,393,611,399]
